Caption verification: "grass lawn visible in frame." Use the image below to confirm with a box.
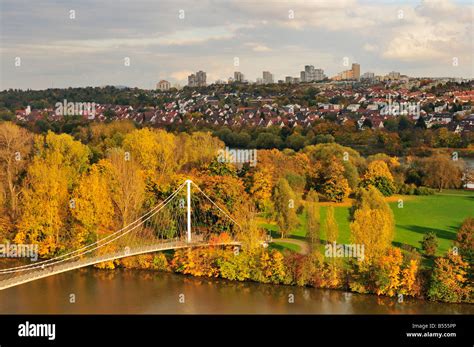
[258,190,474,257]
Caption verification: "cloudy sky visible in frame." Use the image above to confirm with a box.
[1,0,473,90]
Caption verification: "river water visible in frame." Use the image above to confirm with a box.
[0,269,472,314]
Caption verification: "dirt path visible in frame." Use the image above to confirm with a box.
[272,238,310,255]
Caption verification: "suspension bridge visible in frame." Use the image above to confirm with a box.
[0,180,241,291]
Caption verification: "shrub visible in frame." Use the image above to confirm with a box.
[414,186,435,195]
[421,232,438,257]
[398,183,416,195]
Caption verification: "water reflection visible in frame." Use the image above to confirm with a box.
[0,269,472,314]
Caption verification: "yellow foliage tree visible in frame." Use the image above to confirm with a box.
[122,128,176,184]
[0,122,33,221]
[375,247,403,296]
[363,160,394,182]
[38,131,91,188]
[175,132,223,170]
[325,206,339,243]
[100,148,145,228]
[249,166,273,210]
[15,157,69,257]
[400,259,421,297]
[350,206,394,264]
[71,165,115,247]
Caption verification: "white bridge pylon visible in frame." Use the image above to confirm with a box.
[186,179,192,243]
[0,179,241,291]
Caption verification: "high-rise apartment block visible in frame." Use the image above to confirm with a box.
[234,71,245,82]
[300,65,326,82]
[262,71,274,84]
[352,63,360,80]
[188,70,207,87]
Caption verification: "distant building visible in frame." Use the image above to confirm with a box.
[352,63,360,80]
[188,70,207,87]
[314,69,325,81]
[332,63,360,81]
[262,71,274,84]
[361,72,375,80]
[300,65,326,82]
[285,76,300,84]
[234,71,244,82]
[300,71,306,82]
[196,71,206,86]
[156,80,171,91]
[188,74,196,87]
[387,71,401,80]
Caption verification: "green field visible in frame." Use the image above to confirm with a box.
[260,190,474,257]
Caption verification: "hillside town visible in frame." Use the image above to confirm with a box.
[10,78,474,136]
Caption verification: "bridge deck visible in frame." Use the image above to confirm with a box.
[0,239,240,291]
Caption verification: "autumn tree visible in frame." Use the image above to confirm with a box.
[360,160,396,196]
[77,120,136,158]
[0,122,33,221]
[175,132,223,170]
[71,165,115,247]
[350,186,394,227]
[303,143,364,190]
[206,157,237,177]
[122,128,176,184]
[15,156,69,257]
[455,217,473,263]
[247,166,273,211]
[38,131,91,188]
[236,209,266,253]
[400,258,422,297]
[272,178,298,238]
[325,206,339,243]
[428,251,471,303]
[318,157,351,202]
[374,247,403,296]
[15,132,90,257]
[305,189,320,247]
[350,186,394,263]
[257,149,310,186]
[195,174,250,234]
[100,148,145,228]
[422,154,463,191]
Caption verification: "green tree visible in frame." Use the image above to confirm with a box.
[421,232,438,257]
[305,189,320,247]
[273,178,298,238]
